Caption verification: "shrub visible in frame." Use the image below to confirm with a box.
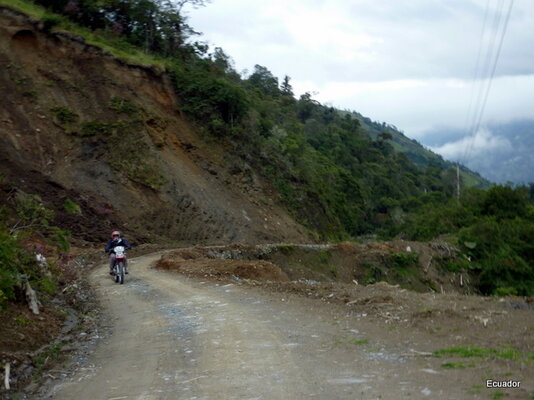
[80,121,111,137]
[0,226,41,307]
[50,106,78,124]
[459,218,534,296]
[108,97,137,115]
[42,14,61,32]
[13,193,54,232]
[63,199,81,214]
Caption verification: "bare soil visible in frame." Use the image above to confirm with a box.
[0,6,310,245]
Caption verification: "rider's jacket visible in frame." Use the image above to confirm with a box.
[105,238,132,253]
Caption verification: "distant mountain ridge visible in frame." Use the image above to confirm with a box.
[422,119,534,184]
[351,112,490,188]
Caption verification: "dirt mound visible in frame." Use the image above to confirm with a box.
[155,252,289,282]
[167,242,474,294]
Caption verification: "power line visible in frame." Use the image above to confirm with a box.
[462,0,505,164]
[462,0,491,143]
[461,0,514,166]
[471,0,514,143]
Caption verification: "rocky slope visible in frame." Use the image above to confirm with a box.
[0,7,310,245]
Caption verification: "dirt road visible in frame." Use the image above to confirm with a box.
[44,252,531,399]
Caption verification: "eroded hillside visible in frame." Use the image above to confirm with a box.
[0,7,309,244]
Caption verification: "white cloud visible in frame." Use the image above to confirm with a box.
[189,0,534,81]
[292,74,534,137]
[430,128,512,161]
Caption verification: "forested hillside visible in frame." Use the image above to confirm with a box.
[0,0,532,299]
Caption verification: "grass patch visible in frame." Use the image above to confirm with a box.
[0,0,50,19]
[316,249,331,264]
[63,199,81,214]
[348,338,369,345]
[434,345,521,360]
[32,343,62,368]
[363,265,383,285]
[50,106,78,124]
[15,315,32,326]
[37,275,56,294]
[333,337,369,347]
[441,361,475,369]
[277,243,295,255]
[108,96,138,115]
[80,121,111,137]
[491,392,504,400]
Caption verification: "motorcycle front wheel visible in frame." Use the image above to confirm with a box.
[118,261,125,284]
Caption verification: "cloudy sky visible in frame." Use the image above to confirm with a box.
[186,0,534,182]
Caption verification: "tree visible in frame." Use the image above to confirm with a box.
[482,185,528,220]
[280,75,294,96]
[378,131,393,141]
[211,47,235,76]
[247,65,280,97]
[173,0,211,12]
[296,92,319,122]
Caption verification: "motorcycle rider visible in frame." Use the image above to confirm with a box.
[105,230,132,275]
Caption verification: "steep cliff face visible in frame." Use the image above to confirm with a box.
[0,7,309,244]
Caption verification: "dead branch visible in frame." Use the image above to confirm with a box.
[23,280,41,315]
[4,362,10,390]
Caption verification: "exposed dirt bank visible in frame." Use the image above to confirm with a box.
[0,6,309,244]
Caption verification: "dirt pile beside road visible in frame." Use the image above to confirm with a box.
[155,250,290,282]
[154,241,474,294]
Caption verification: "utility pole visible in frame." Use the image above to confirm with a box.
[456,162,461,201]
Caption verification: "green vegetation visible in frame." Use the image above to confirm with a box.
[434,345,522,360]
[108,97,137,115]
[50,106,78,124]
[80,121,110,137]
[0,193,69,308]
[388,252,419,270]
[15,315,32,326]
[32,343,62,368]
[333,337,369,347]
[277,244,295,255]
[348,338,369,345]
[441,362,475,369]
[62,199,81,214]
[363,265,383,285]
[317,249,330,264]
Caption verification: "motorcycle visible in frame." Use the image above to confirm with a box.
[112,245,126,284]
